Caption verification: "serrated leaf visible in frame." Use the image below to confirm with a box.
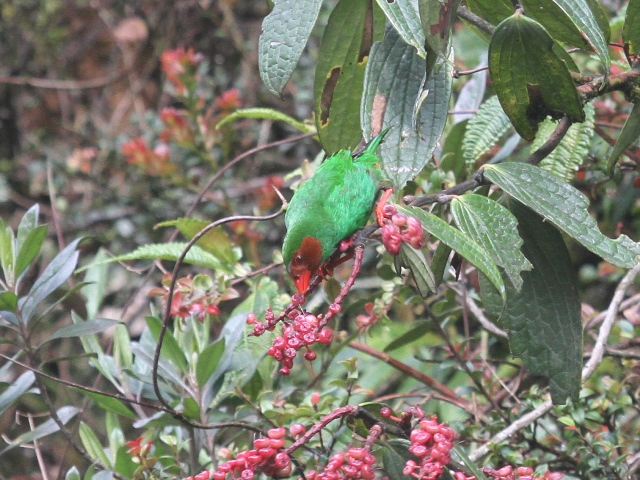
[39,318,121,347]
[623,0,640,57]
[0,406,79,455]
[15,225,47,279]
[196,339,226,388]
[532,103,595,181]
[362,26,452,189]
[375,0,425,57]
[0,371,35,417]
[314,0,385,152]
[607,102,640,175]
[451,194,532,290]
[79,422,111,467]
[156,218,237,264]
[258,0,323,97]
[484,162,640,267]
[398,206,506,300]
[418,0,461,61]
[462,96,512,169]
[146,315,188,374]
[72,388,136,419]
[488,12,584,140]
[397,244,436,297]
[215,107,314,133]
[481,201,582,404]
[19,238,80,324]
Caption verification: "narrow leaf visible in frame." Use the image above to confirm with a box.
[451,194,532,290]
[462,96,512,169]
[72,389,136,419]
[362,26,452,189]
[40,319,120,347]
[79,422,111,467]
[398,206,506,299]
[215,107,313,133]
[0,371,35,417]
[15,225,47,279]
[0,222,15,286]
[483,162,640,267]
[314,0,385,152]
[146,315,188,374]
[623,0,640,57]
[375,0,425,57]
[607,102,640,175]
[258,0,323,97]
[196,339,226,388]
[16,204,40,248]
[384,320,431,352]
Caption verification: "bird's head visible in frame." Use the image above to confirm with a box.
[288,236,323,293]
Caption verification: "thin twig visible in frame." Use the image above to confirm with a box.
[450,284,507,338]
[0,70,127,90]
[526,116,573,165]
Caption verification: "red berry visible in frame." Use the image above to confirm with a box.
[304,349,317,361]
[268,428,286,439]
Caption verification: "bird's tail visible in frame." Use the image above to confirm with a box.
[354,127,391,159]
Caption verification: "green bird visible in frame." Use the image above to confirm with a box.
[282,130,388,293]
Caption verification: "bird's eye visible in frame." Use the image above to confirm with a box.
[293,254,304,265]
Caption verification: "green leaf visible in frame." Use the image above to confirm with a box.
[146,315,188,374]
[396,244,436,297]
[384,320,431,352]
[0,371,35,417]
[19,238,81,324]
[156,218,238,264]
[82,249,109,321]
[72,388,136,419]
[314,0,385,152]
[16,204,40,254]
[0,406,79,455]
[430,241,452,286]
[114,324,133,369]
[15,225,47,280]
[196,339,226,388]
[258,0,323,97]
[215,107,314,133]
[533,103,595,181]
[381,439,414,480]
[451,446,490,480]
[482,201,582,404]
[79,422,111,467]
[418,0,461,61]
[39,318,121,347]
[451,194,532,290]
[65,466,82,480]
[462,96,512,170]
[362,26,452,189]
[483,162,640,267]
[607,102,640,175]
[398,206,505,300]
[0,221,15,286]
[488,11,584,140]
[623,0,640,57]
[0,291,18,312]
[375,0,425,57]
[465,0,512,26]
[520,0,590,49]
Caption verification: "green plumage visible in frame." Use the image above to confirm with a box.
[282,131,387,269]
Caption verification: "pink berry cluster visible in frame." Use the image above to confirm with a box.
[403,415,455,480]
[304,447,377,480]
[184,471,212,480]
[212,428,292,480]
[453,466,563,480]
[379,204,424,255]
[247,294,339,375]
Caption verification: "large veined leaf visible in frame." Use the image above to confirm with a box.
[465,0,511,26]
[398,205,505,300]
[362,26,452,189]
[481,201,582,404]
[451,194,532,290]
[623,0,640,57]
[258,0,323,97]
[488,12,585,141]
[375,0,425,57]
[462,96,512,170]
[532,103,595,182]
[314,0,385,152]
[483,162,640,267]
[418,0,461,63]
[607,102,640,175]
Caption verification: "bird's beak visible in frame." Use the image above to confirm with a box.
[294,270,312,294]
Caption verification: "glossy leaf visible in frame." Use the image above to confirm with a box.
[398,205,505,300]
[483,162,640,267]
[451,194,532,290]
[533,103,595,181]
[314,0,384,152]
[488,12,584,140]
[72,389,136,419]
[15,225,47,280]
[482,201,582,404]
[607,102,640,175]
[146,315,188,374]
[19,238,81,324]
[196,339,226,388]
[216,107,314,133]
[376,0,425,56]
[462,96,512,169]
[0,371,35,417]
[258,0,323,97]
[362,26,451,189]
[623,0,640,57]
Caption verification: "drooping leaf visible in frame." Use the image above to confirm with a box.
[481,201,582,404]
[215,107,314,133]
[532,103,595,181]
[40,318,121,347]
[607,102,640,175]
[483,162,640,267]
[362,26,452,189]
[314,0,385,152]
[72,389,136,419]
[451,194,532,290]
[418,0,461,62]
[462,96,512,169]
[0,371,35,417]
[196,339,226,388]
[258,0,323,97]
[19,238,81,324]
[398,206,505,300]
[488,11,585,140]
[396,243,436,297]
[15,225,47,280]
[375,0,425,57]
[146,315,188,374]
[156,218,238,264]
[623,0,640,57]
